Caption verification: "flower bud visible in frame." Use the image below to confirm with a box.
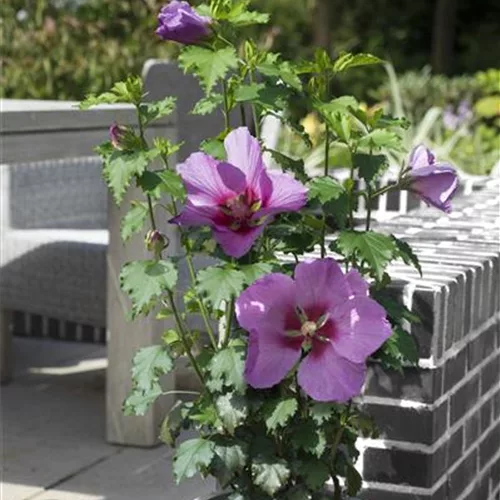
[109,122,127,150]
[156,1,212,45]
[145,230,168,258]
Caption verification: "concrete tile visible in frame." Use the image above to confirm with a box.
[2,338,213,500]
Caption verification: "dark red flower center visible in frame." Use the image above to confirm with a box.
[218,189,263,232]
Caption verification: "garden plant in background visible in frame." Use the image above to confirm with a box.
[82,1,458,498]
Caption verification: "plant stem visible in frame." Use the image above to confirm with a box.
[223,297,235,347]
[222,80,230,132]
[249,70,260,138]
[365,186,372,231]
[320,125,331,258]
[161,156,218,351]
[165,290,207,388]
[185,253,218,350]
[239,103,247,127]
[147,195,156,230]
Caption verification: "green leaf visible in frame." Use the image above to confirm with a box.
[298,457,331,490]
[234,83,290,111]
[266,149,308,183]
[308,176,345,204]
[200,138,226,160]
[103,149,159,204]
[120,260,178,318]
[257,61,302,91]
[346,463,363,496]
[319,95,359,114]
[227,9,269,26]
[392,325,419,365]
[156,170,187,200]
[213,443,246,486]
[80,92,120,109]
[353,153,389,184]
[265,398,298,432]
[209,346,246,394]
[336,231,396,281]
[392,236,422,276]
[192,94,224,115]
[131,345,173,391]
[358,129,402,150]
[216,393,248,434]
[240,263,273,285]
[179,46,238,93]
[196,266,246,308]
[159,400,185,446]
[123,382,162,416]
[333,52,383,72]
[310,403,339,425]
[293,421,327,458]
[252,459,290,496]
[173,438,215,482]
[139,96,176,125]
[121,201,149,242]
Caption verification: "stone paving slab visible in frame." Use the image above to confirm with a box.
[1,338,214,500]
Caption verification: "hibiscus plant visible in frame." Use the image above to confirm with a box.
[81,1,458,498]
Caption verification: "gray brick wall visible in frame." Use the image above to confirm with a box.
[359,178,500,500]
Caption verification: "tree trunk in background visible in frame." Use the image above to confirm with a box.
[431,0,458,74]
[313,0,334,54]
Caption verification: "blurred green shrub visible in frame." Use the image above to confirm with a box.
[0,0,174,100]
[372,66,499,175]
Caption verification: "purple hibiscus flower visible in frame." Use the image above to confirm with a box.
[236,259,392,402]
[156,1,211,45]
[173,127,307,258]
[406,145,459,213]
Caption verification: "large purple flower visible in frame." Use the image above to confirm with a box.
[156,1,211,45]
[236,259,392,402]
[173,127,307,258]
[405,145,459,213]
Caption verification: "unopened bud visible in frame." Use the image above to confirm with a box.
[109,122,127,150]
[145,229,168,258]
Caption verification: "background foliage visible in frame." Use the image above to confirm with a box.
[1,0,499,101]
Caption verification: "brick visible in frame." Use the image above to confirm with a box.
[479,421,500,468]
[494,389,500,420]
[465,411,480,448]
[467,324,498,371]
[364,400,447,445]
[363,364,443,404]
[359,490,431,500]
[480,399,493,434]
[48,317,60,338]
[445,348,467,392]
[451,375,480,425]
[411,286,443,359]
[463,475,489,500]
[363,448,433,488]
[481,354,500,396]
[448,426,464,468]
[490,455,500,491]
[448,449,478,500]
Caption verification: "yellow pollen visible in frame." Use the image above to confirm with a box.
[301,321,317,337]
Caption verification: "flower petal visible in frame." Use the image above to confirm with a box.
[213,224,267,258]
[409,144,435,169]
[177,152,235,206]
[410,165,458,213]
[298,343,366,402]
[245,329,302,389]
[294,258,351,313]
[172,201,218,226]
[346,269,369,297]
[224,127,264,192]
[257,171,308,216]
[216,162,247,194]
[236,273,297,332]
[333,296,392,364]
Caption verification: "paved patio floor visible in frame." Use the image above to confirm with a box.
[1,337,215,500]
